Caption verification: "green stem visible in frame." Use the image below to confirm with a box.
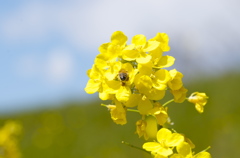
[200,146,211,152]
[122,141,150,154]
[127,108,139,113]
[162,99,175,107]
[102,104,139,113]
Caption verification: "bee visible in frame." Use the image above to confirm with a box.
[118,69,129,86]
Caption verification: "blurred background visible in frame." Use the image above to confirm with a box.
[0,0,240,157]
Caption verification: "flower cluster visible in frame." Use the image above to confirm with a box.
[85,31,185,124]
[85,31,211,157]
[143,128,211,158]
[0,121,22,158]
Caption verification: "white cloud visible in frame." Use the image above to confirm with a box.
[2,0,240,48]
[2,0,240,73]
[44,48,74,84]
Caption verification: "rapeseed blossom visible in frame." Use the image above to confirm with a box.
[85,31,175,125]
[85,31,211,157]
[0,121,22,158]
[188,92,209,113]
[170,142,211,158]
[143,128,184,157]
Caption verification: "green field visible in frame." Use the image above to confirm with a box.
[1,71,240,158]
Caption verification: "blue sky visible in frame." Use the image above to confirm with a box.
[1,0,240,113]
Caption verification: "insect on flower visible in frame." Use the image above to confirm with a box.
[118,69,129,86]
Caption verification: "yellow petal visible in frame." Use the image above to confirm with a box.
[116,86,131,102]
[194,152,211,158]
[176,142,192,157]
[132,34,146,46]
[99,92,114,100]
[145,89,165,100]
[135,74,152,94]
[138,98,153,115]
[104,80,121,94]
[125,94,141,107]
[154,69,170,83]
[105,61,121,80]
[122,49,138,61]
[145,116,158,139]
[136,52,152,64]
[155,56,175,68]
[111,31,127,46]
[150,32,170,52]
[98,43,109,54]
[166,133,184,147]
[84,79,100,94]
[143,41,160,52]
[157,128,172,142]
[142,142,161,152]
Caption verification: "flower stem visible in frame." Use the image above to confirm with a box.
[200,146,211,152]
[122,141,150,154]
[126,108,139,113]
[162,99,175,107]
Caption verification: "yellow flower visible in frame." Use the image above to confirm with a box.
[0,121,22,158]
[136,120,148,140]
[148,102,169,126]
[136,118,158,140]
[149,32,171,52]
[98,31,127,62]
[103,62,138,102]
[106,100,127,125]
[122,34,160,64]
[188,92,208,113]
[170,142,211,158]
[143,128,184,157]
[168,69,184,91]
[134,62,170,96]
[171,86,188,103]
[84,64,105,94]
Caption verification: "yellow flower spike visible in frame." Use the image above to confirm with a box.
[188,92,209,113]
[106,100,127,125]
[143,128,184,157]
